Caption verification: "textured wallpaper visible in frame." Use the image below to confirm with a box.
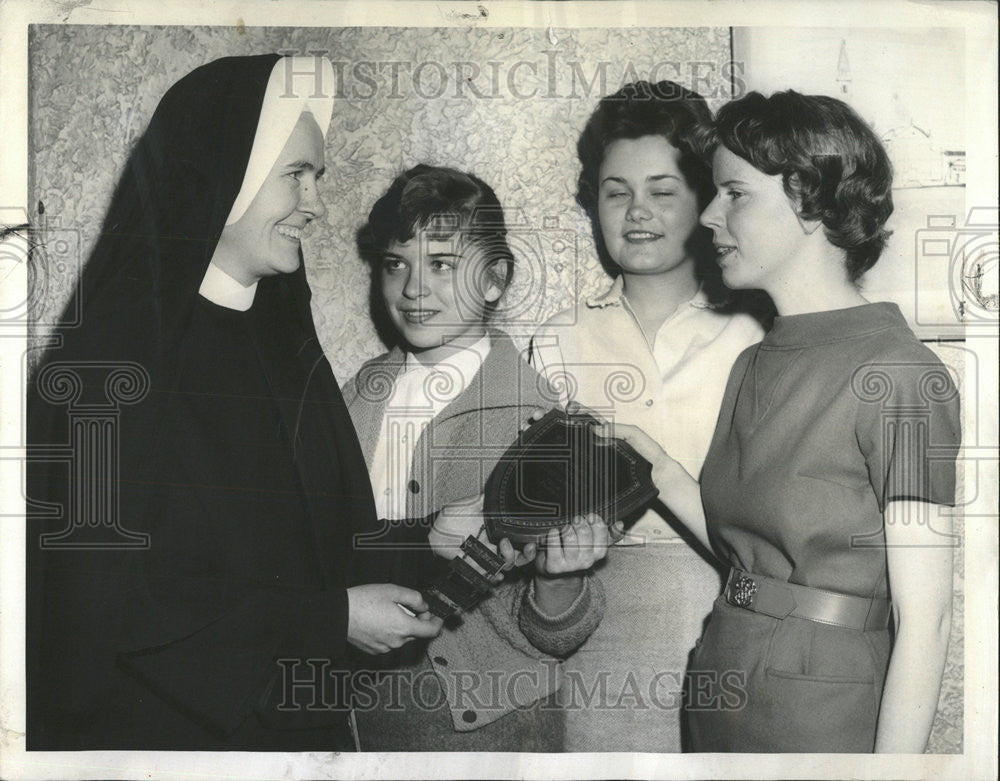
[28,23,733,379]
[27,24,961,753]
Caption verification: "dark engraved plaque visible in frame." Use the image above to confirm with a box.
[419,409,658,619]
[483,408,659,545]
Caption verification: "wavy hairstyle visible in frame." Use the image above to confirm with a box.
[575,80,717,279]
[358,163,514,292]
[357,164,515,345]
[702,90,894,281]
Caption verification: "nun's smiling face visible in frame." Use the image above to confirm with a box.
[213,112,326,286]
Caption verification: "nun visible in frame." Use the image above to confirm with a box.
[27,54,443,751]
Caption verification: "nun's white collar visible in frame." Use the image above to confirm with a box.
[198,261,258,311]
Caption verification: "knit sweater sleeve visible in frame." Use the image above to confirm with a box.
[516,575,606,658]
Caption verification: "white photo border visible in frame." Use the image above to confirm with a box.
[1,1,996,779]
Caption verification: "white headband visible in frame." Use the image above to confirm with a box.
[225,55,336,226]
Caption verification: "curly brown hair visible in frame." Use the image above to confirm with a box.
[701,90,894,281]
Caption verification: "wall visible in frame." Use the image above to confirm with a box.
[28,23,732,378]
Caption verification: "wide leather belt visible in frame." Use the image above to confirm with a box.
[724,568,891,632]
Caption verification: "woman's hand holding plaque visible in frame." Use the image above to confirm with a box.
[482,408,659,546]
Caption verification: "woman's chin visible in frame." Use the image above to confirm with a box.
[267,253,302,277]
[615,251,694,278]
[393,323,440,351]
[720,266,751,290]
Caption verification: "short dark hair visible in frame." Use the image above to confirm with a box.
[358,164,514,294]
[577,80,715,217]
[702,90,894,281]
[575,80,717,280]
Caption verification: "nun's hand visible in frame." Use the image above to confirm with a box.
[428,494,485,559]
[346,583,443,655]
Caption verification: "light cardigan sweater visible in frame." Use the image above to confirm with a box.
[343,331,606,742]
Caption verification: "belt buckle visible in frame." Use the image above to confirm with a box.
[731,574,758,608]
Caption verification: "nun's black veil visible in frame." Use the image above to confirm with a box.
[27,54,386,750]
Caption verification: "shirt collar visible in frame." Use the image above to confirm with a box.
[402,333,491,381]
[585,276,721,311]
[585,276,626,308]
[765,301,905,348]
[688,287,719,310]
[198,262,258,311]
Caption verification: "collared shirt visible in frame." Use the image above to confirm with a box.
[530,277,764,542]
[198,261,258,311]
[369,335,491,520]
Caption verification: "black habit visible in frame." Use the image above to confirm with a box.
[26,54,418,751]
